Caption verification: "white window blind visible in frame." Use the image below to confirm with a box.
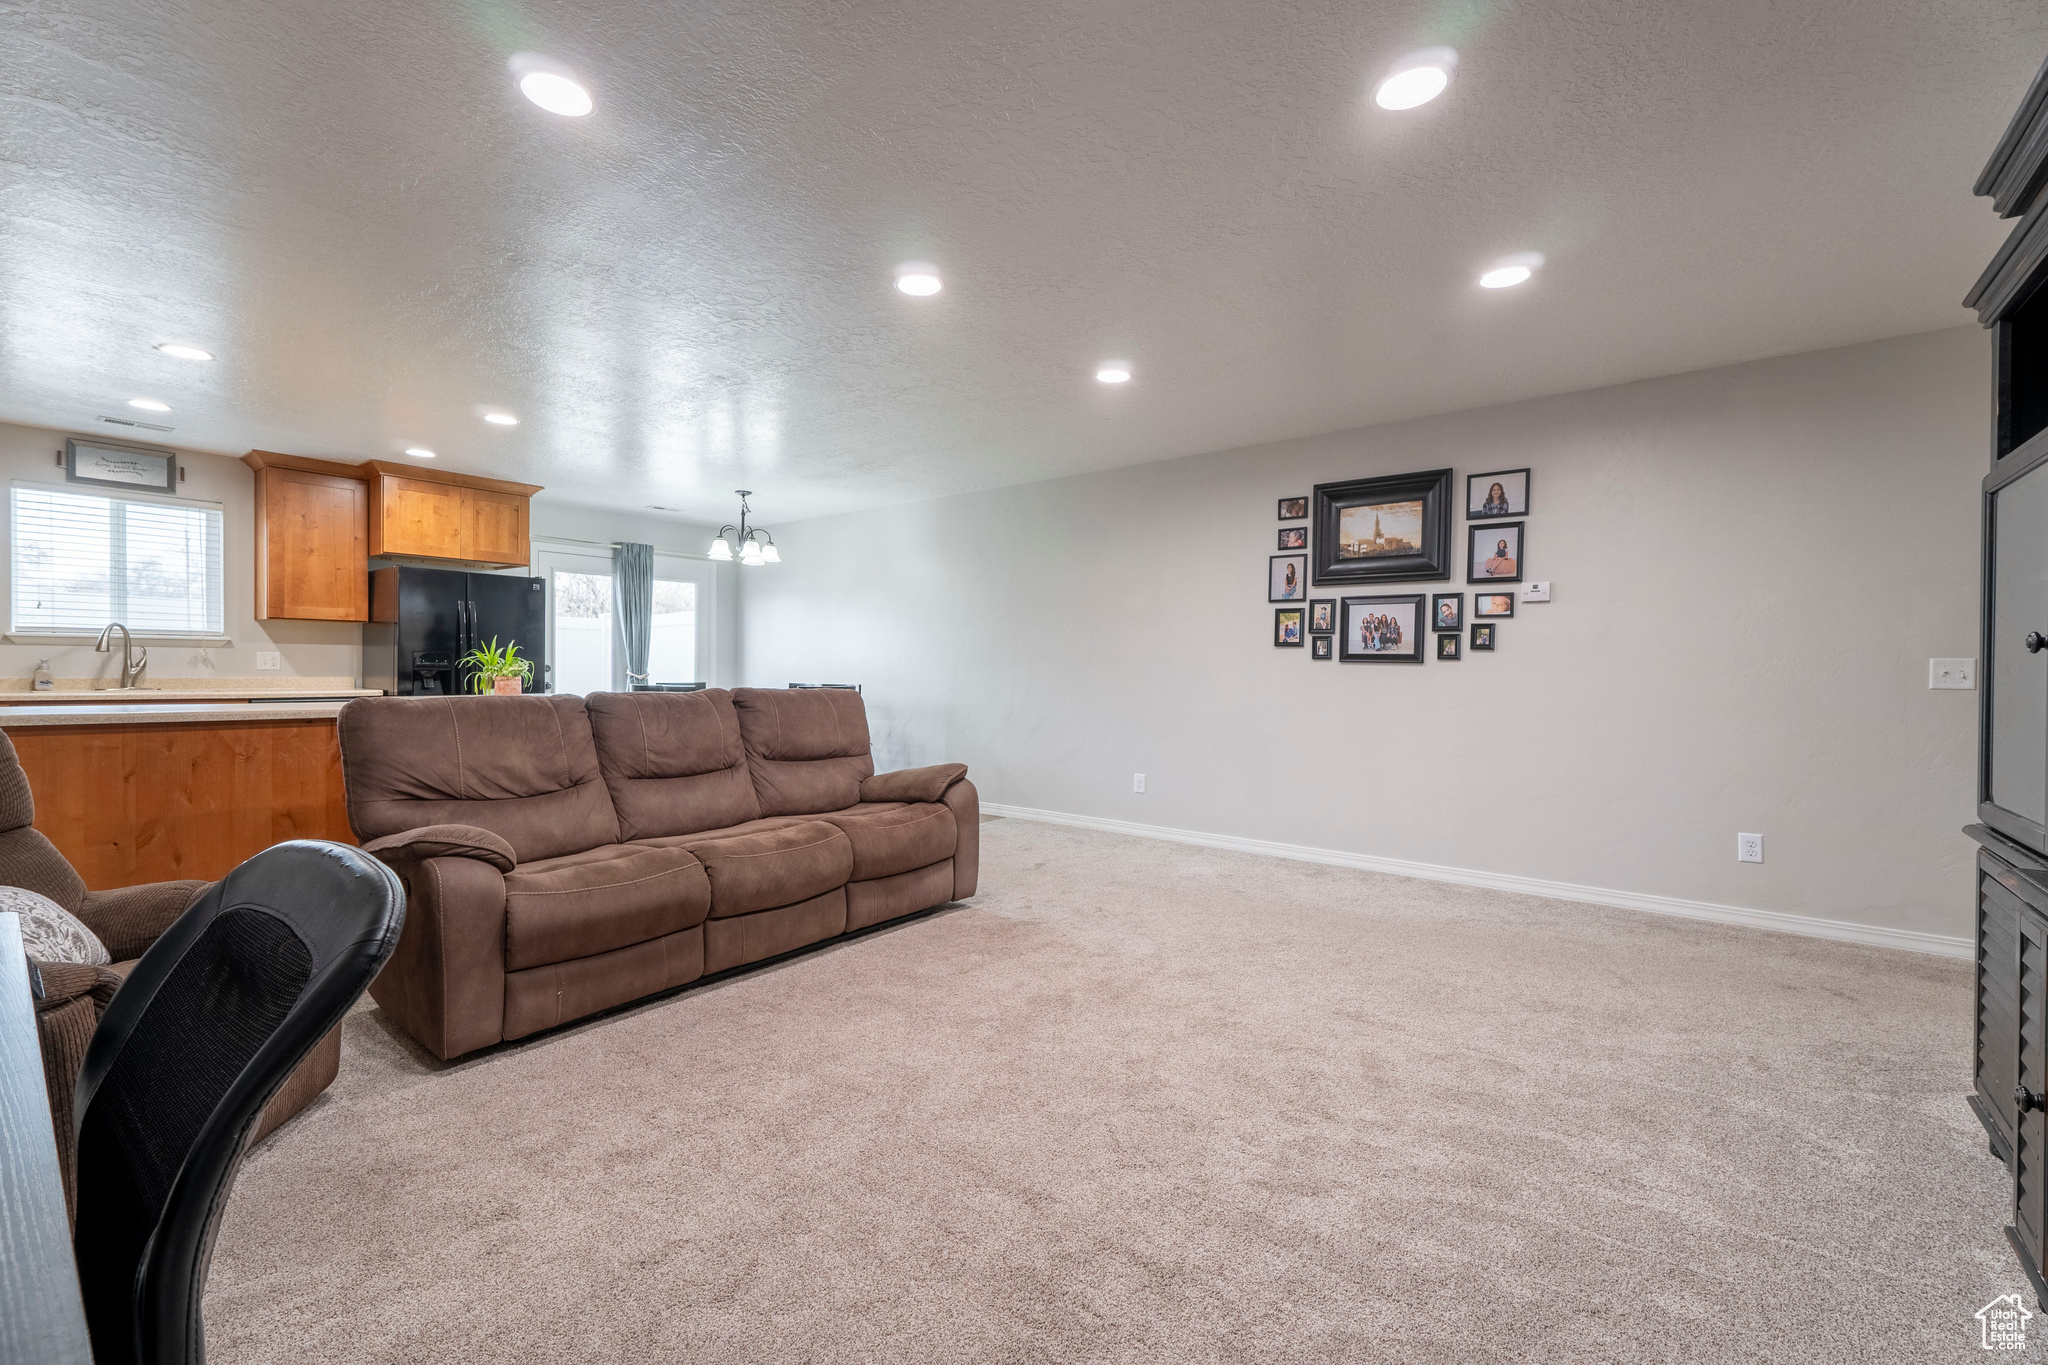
[10,484,224,636]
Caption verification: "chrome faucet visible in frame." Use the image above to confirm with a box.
[94,622,147,689]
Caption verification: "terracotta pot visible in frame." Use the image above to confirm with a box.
[492,676,523,695]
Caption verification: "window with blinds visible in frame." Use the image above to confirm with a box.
[10,483,224,636]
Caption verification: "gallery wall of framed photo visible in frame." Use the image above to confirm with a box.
[1272,466,1534,663]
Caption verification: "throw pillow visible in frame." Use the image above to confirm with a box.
[1,885,110,965]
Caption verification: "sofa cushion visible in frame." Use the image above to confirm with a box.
[731,688,876,816]
[585,690,762,840]
[816,803,957,881]
[341,695,622,863]
[672,820,853,918]
[845,860,956,932]
[703,888,847,974]
[502,843,710,971]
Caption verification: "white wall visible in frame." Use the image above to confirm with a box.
[740,327,1989,940]
[0,420,362,683]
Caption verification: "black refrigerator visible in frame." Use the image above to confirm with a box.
[363,567,548,696]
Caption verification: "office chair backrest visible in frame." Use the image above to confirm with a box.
[70,841,404,1365]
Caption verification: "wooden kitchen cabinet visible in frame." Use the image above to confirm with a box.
[251,460,370,621]
[371,474,465,559]
[243,453,540,611]
[7,715,354,889]
[462,486,529,564]
[367,467,534,567]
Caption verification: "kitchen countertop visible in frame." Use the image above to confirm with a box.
[0,688,380,703]
[0,702,352,727]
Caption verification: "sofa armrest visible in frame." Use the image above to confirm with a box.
[941,777,978,900]
[362,824,516,872]
[369,856,509,1060]
[76,881,209,963]
[861,763,969,805]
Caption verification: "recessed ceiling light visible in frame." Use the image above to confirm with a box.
[1374,47,1457,110]
[154,342,213,362]
[1478,251,1545,289]
[127,398,171,412]
[483,412,519,426]
[509,53,593,117]
[894,262,943,296]
[404,447,436,458]
[1095,363,1133,384]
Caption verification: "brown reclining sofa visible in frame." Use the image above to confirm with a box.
[338,686,977,1060]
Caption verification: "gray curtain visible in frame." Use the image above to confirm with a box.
[613,542,653,687]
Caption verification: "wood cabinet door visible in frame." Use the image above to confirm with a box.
[461,487,528,565]
[256,467,368,621]
[373,475,464,559]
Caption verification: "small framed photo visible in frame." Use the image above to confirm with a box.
[1473,591,1516,618]
[1278,526,1308,550]
[1467,468,1529,520]
[1312,635,1333,659]
[1431,593,1463,633]
[1308,599,1335,634]
[1468,522,1524,584]
[1278,496,1308,520]
[1269,553,1307,602]
[1471,623,1495,650]
[1438,633,1462,660]
[1338,594,1425,663]
[1274,607,1306,647]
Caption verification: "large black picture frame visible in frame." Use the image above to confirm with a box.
[1312,468,1453,585]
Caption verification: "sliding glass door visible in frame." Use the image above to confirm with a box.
[525,544,719,693]
[531,546,617,694]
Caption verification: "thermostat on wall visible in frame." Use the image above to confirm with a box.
[1519,581,1551,602]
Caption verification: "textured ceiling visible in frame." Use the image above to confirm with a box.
[0,0,2042,523]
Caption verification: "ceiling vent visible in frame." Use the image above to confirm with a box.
[99,415,174,433]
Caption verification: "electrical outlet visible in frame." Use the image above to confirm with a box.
[1132,773,1146,793]
[1737,833,1763,864]
[1519,581,1551,602]
[1929,658,1977,690]
[255,651,281,671]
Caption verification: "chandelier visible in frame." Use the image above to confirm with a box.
[708,490,780,565]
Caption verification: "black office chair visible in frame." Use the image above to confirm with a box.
[70,841,404,1365]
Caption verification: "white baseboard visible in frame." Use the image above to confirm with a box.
[980,802,1972,960]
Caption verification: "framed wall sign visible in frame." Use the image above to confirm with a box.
[1312,468,1452,585]
[65,438,178,493]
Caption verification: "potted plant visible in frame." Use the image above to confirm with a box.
[461,637,534,695]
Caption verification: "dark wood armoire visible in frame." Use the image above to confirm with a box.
[1964,51,2048,1305]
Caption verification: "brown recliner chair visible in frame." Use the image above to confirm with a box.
[0,729,341,1220]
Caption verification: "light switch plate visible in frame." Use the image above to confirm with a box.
[1929,658,1976,690]
[255,651,281,671]
[1519,581,1551,602]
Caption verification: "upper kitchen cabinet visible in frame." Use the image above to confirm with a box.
[247,452,370,622]
[365,463,536,567]
[243,451,541,622]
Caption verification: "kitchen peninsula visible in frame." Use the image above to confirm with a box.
[0,680,373,888]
